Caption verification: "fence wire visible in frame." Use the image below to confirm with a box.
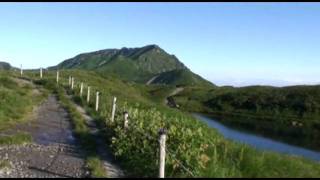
[51,73,198,178]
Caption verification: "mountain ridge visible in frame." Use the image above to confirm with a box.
[0,61,12,70]
[50,44,214,87]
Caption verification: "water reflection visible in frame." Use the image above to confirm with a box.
[193,113,320,161]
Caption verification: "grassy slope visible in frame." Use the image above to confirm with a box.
[52,45,213,87]
[0,71,45,130]
[151,69,214,87]
[24,69,320,178]
[0,62,11,70]
[0,70,46,145]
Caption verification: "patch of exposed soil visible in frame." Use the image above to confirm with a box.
[0,95,87,178]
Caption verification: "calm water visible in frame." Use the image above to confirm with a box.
[193,113,320,162]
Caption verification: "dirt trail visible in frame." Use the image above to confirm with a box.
[169,87,184,97]
[68,95,125,178]
[165,87,184,107]
[0,95,87,178]
[146,75,160,85]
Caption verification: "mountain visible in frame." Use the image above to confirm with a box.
[51,45,214,87]
[0,61,12,70]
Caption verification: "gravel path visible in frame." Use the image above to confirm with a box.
[68,95,125,178]
[146,75,160,85]
[0,95,88,178]
[166,87,184,107]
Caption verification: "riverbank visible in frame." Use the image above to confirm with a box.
[191,111,320,152]
[193,113,320,162]
[172,85,320,152]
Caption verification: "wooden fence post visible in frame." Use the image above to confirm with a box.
[40,68,43,79]
[87,86,91,103]
[80,82,83,97]
[159,128,167,178]
[56,70,59,84]
[71,77,74,90]
[123,111,129,129]
[95,91,100,112]
[111,97,117,123]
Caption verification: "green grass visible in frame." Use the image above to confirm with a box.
[23,69,320,178]
[150,69,214,87]
[0,160,11,170]
[0,70,45,131]
[50,84,107,178]
[87,156,107,177]
[0,132,32,145]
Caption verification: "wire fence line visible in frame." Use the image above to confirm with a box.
[16,70,198,178]
[166,149,196,177]
[59,72,197,178]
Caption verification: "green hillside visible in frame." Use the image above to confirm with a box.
[18,68,320,178]
[50,45,214,87]
[0,62,11,70]
[150,69,213,87]
[0,71,45,130]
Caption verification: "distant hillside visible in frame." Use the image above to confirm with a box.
[150,69,213,87]
[50,45,214,87]
[0,62,11,70]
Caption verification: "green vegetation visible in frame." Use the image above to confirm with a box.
[142,84,176,104]
[0,132,32,145]
[48,44,319,151]
[0,160,11,170]
[28,69,320,178]
[37,79,107,178]
[86,157,107,177]
[50,45,213,87]
[173,85,320,150]
[150,69,213,87]
[0,62,11,70]
[0,71,45,130]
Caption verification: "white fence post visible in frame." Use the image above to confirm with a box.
[123,111,129,129]
[40,68,43,79]
[20,64,23,77]
[71,77,74,90]
[80,82,83,97]
[95,91,100,112]
[159,128,167,178]
[69,76,71,87]
[56,70,59,84]
[111,97,117,123]
[87,86,91,103]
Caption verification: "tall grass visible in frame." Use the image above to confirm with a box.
[0,71,45,130]
[24,69,320,178]
[0,132,32,145]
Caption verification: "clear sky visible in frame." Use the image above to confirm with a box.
[0,2,319,87]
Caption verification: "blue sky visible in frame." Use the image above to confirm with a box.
[0,2,319,86]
